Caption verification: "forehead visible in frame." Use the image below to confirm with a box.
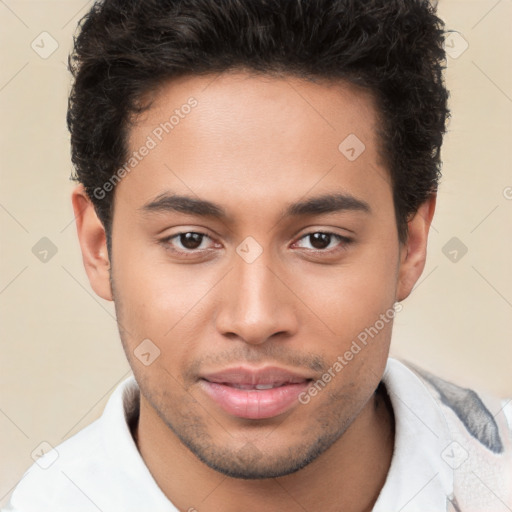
[116,71,389,216]
[132,71,379,145]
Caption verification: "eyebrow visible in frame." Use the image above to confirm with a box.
[285,193,370,217]
[140,192,226,218]
[139,191,371,220]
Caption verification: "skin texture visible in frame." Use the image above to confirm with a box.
[72,71,435,512]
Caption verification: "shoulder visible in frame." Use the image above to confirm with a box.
[3,376,141,512]
[401,360,512,510]
[409,363,511,452]
[4,419,107,511]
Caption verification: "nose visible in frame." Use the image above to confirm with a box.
[214,250,299,345]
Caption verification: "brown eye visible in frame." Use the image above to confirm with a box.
[308,233,332,249]
[162,231,213,253]
[179,232,204,250]
[294,232,350,252]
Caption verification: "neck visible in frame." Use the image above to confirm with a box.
[134,383,394,512]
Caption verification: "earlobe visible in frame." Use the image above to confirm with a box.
[396,194,437,302]
[71,184,113,301]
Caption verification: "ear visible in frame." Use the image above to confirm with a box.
[396,194,436,302]
[71,184,113,301]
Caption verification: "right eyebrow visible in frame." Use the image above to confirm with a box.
[139,193,228,220]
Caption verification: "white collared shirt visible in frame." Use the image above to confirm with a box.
[4,358,512,511]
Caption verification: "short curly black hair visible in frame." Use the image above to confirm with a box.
[67,0,449,253]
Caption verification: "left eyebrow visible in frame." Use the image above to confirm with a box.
[282,192,371,218]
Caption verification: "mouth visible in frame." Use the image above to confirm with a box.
[219,381,303,390]
[199,366,314,420]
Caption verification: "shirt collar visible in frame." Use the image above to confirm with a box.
[373,358,455,511]
[100,375,176,510]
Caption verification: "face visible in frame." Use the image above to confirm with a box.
[75,71,431,479]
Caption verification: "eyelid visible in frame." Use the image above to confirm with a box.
[161,231,218,251]
[291,231,352,251]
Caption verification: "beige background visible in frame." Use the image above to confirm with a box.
[1,0,511,505]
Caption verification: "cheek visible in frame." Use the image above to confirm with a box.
[292,247,399,341]
[112,246,219,352]
[298,263,397,407]
[112,263,209,393]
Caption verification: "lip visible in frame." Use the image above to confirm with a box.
[199,366,313,420]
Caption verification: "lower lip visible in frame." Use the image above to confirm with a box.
[199,380,311,419]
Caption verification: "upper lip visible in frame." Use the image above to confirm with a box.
[201,366,313,386]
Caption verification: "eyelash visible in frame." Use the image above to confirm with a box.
[160,231,352,257]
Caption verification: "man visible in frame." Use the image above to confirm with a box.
[4,0,511,511]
